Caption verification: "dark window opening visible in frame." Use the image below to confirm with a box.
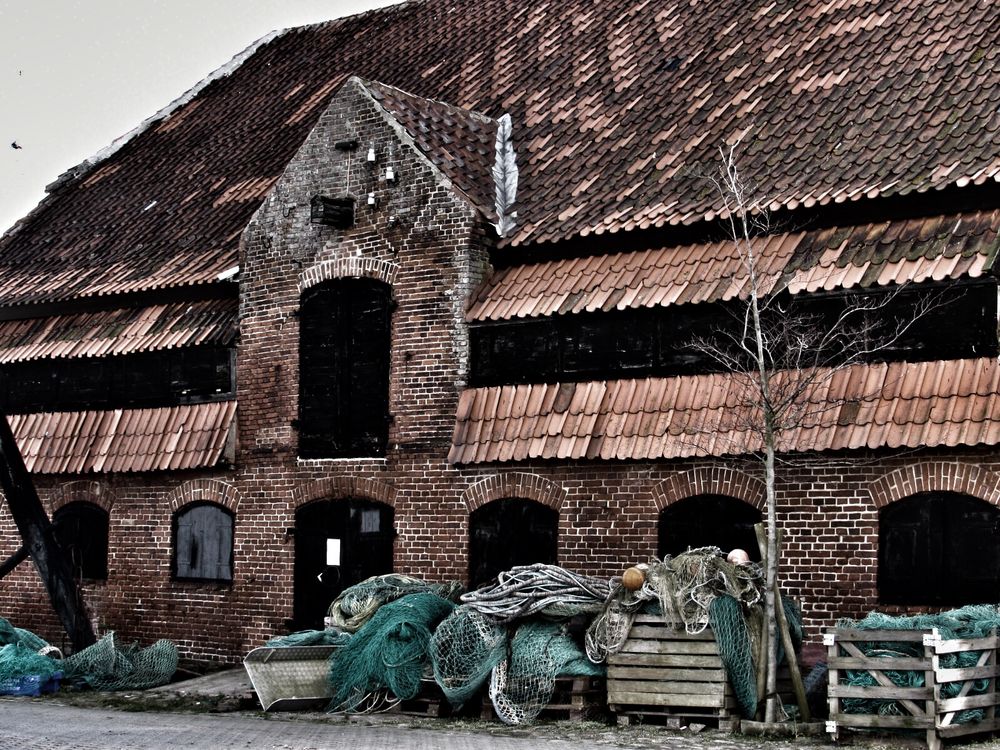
[658,494,762,561]
[310,195,355,228]
[879,492,1000,605]
[173,503,234,583]
[293,497,395,630]
[470,281,996,386]
[298,278,392,458]
[52,502,109,581]
[469,498,558,589]
[0,345,233,414]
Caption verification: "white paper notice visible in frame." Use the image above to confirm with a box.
[326,538,341,566]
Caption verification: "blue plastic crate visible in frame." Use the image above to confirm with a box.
[0,671,62,697]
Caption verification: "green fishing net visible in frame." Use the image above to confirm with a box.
[266,629,351,648]
[0,618,178,693]
[327,574,464,632]
[836,606,1000,724]
[431,605,507,707]
[488,619,604,725]
[327,592,455,711]
[61,633,178,691]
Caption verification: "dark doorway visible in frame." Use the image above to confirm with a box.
[293,498,395,629]
[880,492,1000,605]
[469,498,558,589]
[658,494,762,561]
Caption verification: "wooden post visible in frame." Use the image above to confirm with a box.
[754,523,811,721]
[0,413,95,651]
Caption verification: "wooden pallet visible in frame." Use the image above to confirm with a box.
[608,615,740,732]
[481,675,608,722]
[394,679,453,718]
[826,627,1000,750]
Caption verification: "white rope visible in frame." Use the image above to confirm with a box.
[461,564,613,622]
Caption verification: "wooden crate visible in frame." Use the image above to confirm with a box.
[481,675,607,722]
[826,627,1000,750]
[608,614,740,732]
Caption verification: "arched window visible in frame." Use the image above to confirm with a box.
[880,492,1000,605]
[658,494,762,560]
[52,502,109,581]
[298,278,392,458]
[469,498,558,589]
[173,503,234,582]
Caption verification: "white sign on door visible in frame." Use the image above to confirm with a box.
[326,538,341,566]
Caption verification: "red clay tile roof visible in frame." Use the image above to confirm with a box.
[11,400,236,474]
[366,80,498,220]
[0,299,236,363]
[2,0,998,303]
[468,210,1000,321]
[449,358,1000,463]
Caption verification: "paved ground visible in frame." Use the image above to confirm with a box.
[0,668,949,750]
[0,698,835,750]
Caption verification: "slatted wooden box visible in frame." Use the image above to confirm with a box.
[607,614,740,731]
[826,627,1000,750]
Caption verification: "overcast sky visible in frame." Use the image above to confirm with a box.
[0,0,400,233]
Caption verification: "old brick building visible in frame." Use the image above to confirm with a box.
[1,0,999,660]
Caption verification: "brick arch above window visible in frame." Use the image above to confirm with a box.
[868,462,1000,509]
[166,479,241,514]
[292,477,397,508]
[461,473,567,513]
[298,258,399,293]
[652,467,766,512]
[50,480,115,514]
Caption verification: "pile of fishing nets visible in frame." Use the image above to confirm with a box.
[0,617,178,693]
[836,606,1000,724]
[264,552,780,725]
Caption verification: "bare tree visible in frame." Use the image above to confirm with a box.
[698,140,941,723]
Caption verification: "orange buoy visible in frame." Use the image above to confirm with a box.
[622,566,645,591]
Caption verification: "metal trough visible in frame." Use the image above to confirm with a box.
[243,645,337,711]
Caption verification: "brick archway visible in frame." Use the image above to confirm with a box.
[652,467,766,511]
[292,476,397,508]
[166,479,241,514]
[868,462,1000,509]
[298,258,399,293]
[461,473,567,513]
[49,480,116,514]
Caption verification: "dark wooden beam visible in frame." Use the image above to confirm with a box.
[0,544,28,580]
[0,413,95,651]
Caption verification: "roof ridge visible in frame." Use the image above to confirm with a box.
[47,30,291,198]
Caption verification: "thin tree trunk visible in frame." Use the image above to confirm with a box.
[763,440,779,723]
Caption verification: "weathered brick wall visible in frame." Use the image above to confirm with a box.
[2,444,1000,659]
[2,76,999,662]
